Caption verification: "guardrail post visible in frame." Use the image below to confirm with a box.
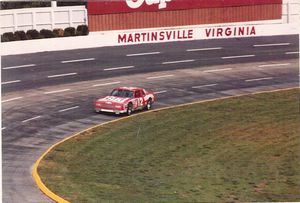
[84,8,88,25]
[69,9,72,27]
[51,1,56,29]
[51,1,57,8]
[13,12,17,32]
[286,2,290,23]
[51,10,55,30]
[32,11,36,30]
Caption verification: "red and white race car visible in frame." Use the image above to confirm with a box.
[94,87,155,115]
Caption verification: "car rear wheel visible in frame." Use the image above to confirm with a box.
[127,103,133,116]
[146,99,153,110]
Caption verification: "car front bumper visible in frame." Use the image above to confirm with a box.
[95,108,127,114]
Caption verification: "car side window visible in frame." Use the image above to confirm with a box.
[111,89,118,96]
[135,91,141,98]
[125,91,133,98]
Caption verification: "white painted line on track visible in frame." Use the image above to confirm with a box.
[22,116,42,123]
[44,89,70,94]
[2,64,36,70]
[127,52,160,57]
[58,106,80,113]
[61,58,95,63]
[147,74,174,80]
[162,59,195,65]
[1,80,21,85]
[203,68,232,73]
[253,43,290,47]
[192,83,218,89]
[2,127,6,130]
[221,55,255,59]
[285,51,299,55]
[258,63,290,68]
[92,81,121,87]
[2,97,23,103]
[104,66,135,71]
[245,77,273,82]
[154,90,167,94]
[47,72,77,78]
[186,47,222,52]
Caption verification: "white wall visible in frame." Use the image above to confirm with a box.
[0,1,298,35]
[0,6,87,34]
[1,21,298,56]
[0,0,299,56]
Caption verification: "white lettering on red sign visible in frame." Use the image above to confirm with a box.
[126,0,172,9]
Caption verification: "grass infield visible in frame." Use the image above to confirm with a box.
[39,89,300,202]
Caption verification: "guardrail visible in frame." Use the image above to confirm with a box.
[282,0,300,23]
[0,5,87,34]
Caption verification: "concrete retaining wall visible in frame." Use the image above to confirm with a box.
[1,20,298,56]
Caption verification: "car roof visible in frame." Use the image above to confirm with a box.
[115,87,143,91]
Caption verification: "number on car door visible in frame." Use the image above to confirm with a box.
[135,90,144,107]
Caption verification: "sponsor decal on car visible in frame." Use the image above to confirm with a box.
[99,96,129,104]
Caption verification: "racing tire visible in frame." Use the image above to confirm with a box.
[146,99,153,110]
[126,103,133,116]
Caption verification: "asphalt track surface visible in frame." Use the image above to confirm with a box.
[1,35,299,203]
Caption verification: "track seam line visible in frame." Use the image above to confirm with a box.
[127,52,160,56]
[22,116,42,123]
[2,64,36,70]
[47,73,77,78]
[2,97,23,103]
[58,106,80,113]
[61,58,95,63]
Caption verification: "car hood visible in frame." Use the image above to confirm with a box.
[96,96,131,104]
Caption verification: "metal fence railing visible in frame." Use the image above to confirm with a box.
[0,5,87,34]
[282,0,300,24]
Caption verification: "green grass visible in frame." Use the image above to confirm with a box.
[39,89,300,202]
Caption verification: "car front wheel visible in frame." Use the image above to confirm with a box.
[126,103,133,116]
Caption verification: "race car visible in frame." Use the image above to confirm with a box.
[94,87,155,115]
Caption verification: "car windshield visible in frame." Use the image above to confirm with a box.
[110,89,134,98]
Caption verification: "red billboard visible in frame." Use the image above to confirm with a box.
[88,0,282,15]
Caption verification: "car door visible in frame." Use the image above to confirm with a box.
[140,89,146,106]
[134,90,144,108]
